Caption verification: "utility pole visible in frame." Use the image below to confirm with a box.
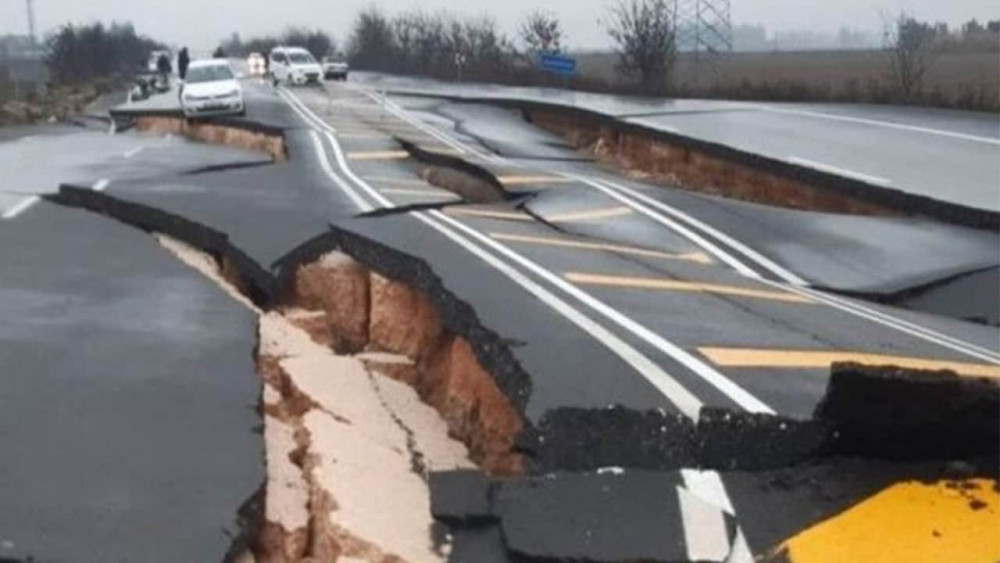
[26,0,37,45]
[674,0,732,86]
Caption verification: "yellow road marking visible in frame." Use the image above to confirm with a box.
[546,206,634,223]
[773,479,1000,563]
[444,208,532,222]
[379,188,458,198]
[698,347,1000,378]
[336,133,394,139]
[491,233,712,264]
[566,272,813,303]
[363,176,427,186]
[497,175,575,186]
[346,150,409,160]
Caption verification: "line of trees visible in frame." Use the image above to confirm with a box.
[45,22,164,84]
[218,28,336,61]
[343,3,677,93]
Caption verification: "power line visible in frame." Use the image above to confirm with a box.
[674,0,732,54]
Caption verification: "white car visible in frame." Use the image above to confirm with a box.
[247,52,266,77]
[180,60,245,118]
[322,57,349,80]
[269,46,322,86]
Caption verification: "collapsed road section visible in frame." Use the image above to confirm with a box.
[44,181,1000,562]
[4,79,998,562]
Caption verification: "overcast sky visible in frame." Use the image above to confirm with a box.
[2,0,998,51]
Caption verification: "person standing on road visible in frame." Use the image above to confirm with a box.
[178,47,190,81]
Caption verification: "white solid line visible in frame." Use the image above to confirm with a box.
[677,486,732,562]
[761,106,1000,146]
[92,179,111,192]
[122,146,144,159]
[589,177,809,286]
[787,156,892,186]
[591,181,1000,363]
[350,83,998,364]
[2,195,40,219]
[568,175,764,280]
[681,469,735,514]
[308,131,373,213]
[296,100,709,419]
[430,208,775,414]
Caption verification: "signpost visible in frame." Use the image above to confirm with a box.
[538,53,576,77]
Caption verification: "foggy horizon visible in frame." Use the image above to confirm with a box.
[2,0,999,51]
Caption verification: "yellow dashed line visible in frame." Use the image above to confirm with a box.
[497,175,575,186]
[697,347,1000,378]
[545,206,634,223]
[565,272,813,303]
[379,188,458,198]
[491,233,711,264]
[444,208,532,222]
[346,150,409,161]
[773,479,1000,563]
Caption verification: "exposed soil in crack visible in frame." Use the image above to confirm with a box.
[120,114,287,162]
[99,203,525,561]
[397,138,508,204]
[512,105,999,230]
[526,109,894,217]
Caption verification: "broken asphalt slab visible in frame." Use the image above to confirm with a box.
[0,202,262,561]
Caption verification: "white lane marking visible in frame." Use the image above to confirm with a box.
[287,92,710,419]
[340,85,781,411]
[299,82,774,414]
[726,528,755,563]
[681,469,735,514]
[348,84,999,365]
[2,196,40,219]
[92,179,111,192]
[592,179,1000,363]
[761,106,1000,146]
[678,486,732,562]
[308,130,373,213]
[431,208,775,414]
[587,177,808,286]
[787,156,892,186]
[122,146,144,159]
[567,174,764,280]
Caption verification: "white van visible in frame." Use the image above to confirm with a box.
[269,47,322,86]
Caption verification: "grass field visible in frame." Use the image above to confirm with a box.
[576,48,1000,112]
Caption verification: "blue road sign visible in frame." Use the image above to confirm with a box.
[539,53,576,77]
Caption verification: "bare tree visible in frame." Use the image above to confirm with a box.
[883,12,938,100]
[519,10,563,61]
[347,6,396,70]
[605,0,676,94]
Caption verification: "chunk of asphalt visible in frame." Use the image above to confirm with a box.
[429,470,495,524]
[527,406,698,472]
[494,470,720,563]
[447,524,510,563]
[815,362,1000,461]
[697,407,829,471]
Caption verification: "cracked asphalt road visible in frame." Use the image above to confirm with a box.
[1,73,997,562]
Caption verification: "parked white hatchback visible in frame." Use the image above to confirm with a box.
[180,60,245,118]
[269,46,322,86]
